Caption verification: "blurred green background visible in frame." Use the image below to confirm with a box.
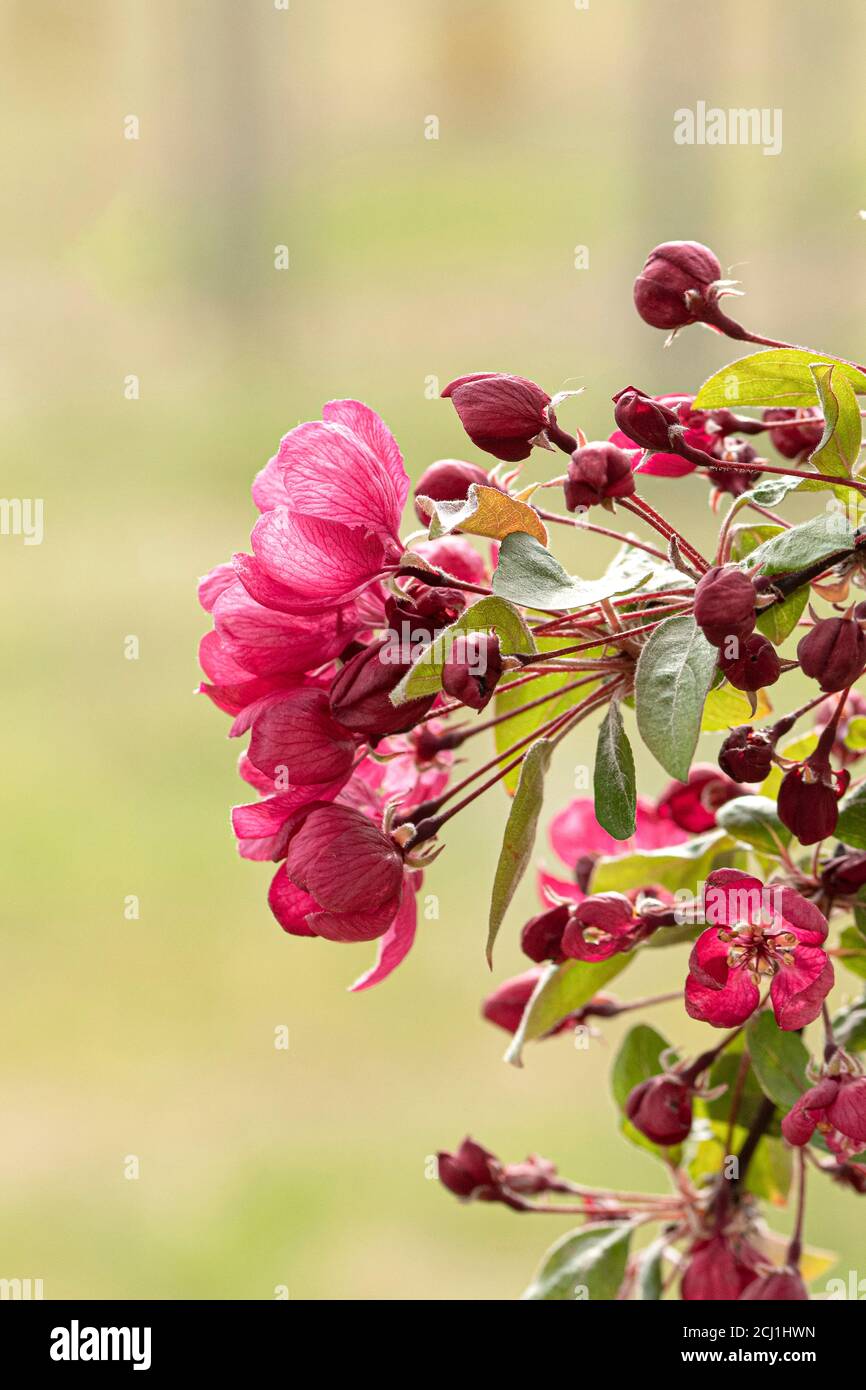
[2,0,865,1299]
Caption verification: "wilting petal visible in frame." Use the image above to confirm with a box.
[251,508,389,611]
[284,803,404,916]
[247,688,358,785]
[267,864,320,935]
[349,877,419,991]
[266,420,403,538]
[771,952,834,1030]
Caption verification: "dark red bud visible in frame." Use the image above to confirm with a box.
[564,442,636,511]
[633,241,723,331]
[612,387,679,452]
[718,725,775,782]
[437,1138,502,1201]
[777,762,847,845]
[414,459,493,524]
[706,439,763,496]
[798,617,866,694]
[762,407,823,461]
[693,565,757,647]
[625,1074,693,1146]
[329,638,435,739]
[441,631,504,711]
[821,849,866,897]
[718,632,781,692]
[739,1269,809,1301]
[521,904,571,963]
[442,373,551,462]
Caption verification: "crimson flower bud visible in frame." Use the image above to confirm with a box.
[564,442,636,511]
[777,755,848,846]
[437,1139,502,1201]
[442,373,551,462]
[633,240,723,331]
[681,1233,762,1301]
[521,903,570,963]
[718,725,775,782]
[611,387,679,452]
[329,638,435,738]
[441,631,503,710]
[657,764,743,833]
[706,439,763,497]
[797,617,866,694]
[414,459,493,524]
[740,1269,809,1301]
[831,1161,866,1194]
[693,565,757,647]
[821,849,866,898]
[762,407,823,461]
[718,633,781,692]
[625,1074,693,1146]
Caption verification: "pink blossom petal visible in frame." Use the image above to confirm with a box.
[774,886,829,945]
[306,905,398,943]
[267,865,320,935]
[198,562,237,612]
[537,867,584,906]
[323,399,409,513]
[770,952,834,1030]
[232,777,349,860]
[549,796,685,868]
[634,452,696,478]
[703,869,767,928]
[684,966,760,1028]
[828,1077,866,1143]
[247,688,358,785]
[349,878,419,991]
[269,420,403,537]
[213,580,351,677]
[284,804,404,916]
[413,536,489,587]
[251,509,389,611]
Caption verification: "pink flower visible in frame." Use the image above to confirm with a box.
[681,1232,762,1301]
[539,795,687,902]
[685,869,833,1031]
[237,400,410,614]
[782,1073,866,1153]
[657,764,744,834]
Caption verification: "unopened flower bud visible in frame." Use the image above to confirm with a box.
[564,442,636,511]
[414,459,494,524]
[693,565,757,647]
[718,632,781,692]
[633,240,723,331]
[777,758,848,845]
[611,387,679,452]
[706,439,763,497]
[330,638,435,739]
[442,373,551,462]
[798,616,866,693]
[740,1269,809,1301]
[625,1073,693,1146]
[521,904,571,963]
[718,725,775,782]
[821,849,866,898]
[441,631,504,711]
[762,407,823,461]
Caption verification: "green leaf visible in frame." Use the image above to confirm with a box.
[591,829,733,896]
[746,1011,810,1110]
[854,887,866,941]
[796,364,861,499]
[594,699,637,840]
[611,1023,682,1160]
[756,584,809,646]
[492,530,652,611]
[701,1045,774,1135]
[844,717,866,752]
[715,795,791,855]
[635,614,718,781]
[748,512,854,577]
[637,1238,666,1300]
[494,635,596,794]
[838,926,866,980]
[487,740,552,965]
[522,1223,633,1301]
[740,475,803,508]
[504,955,630,1067]
[832,993,866,1052]
[836,782,866,849]
[390,595,535,703]
[694,348,866,410]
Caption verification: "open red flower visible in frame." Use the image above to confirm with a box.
[685,869,833,1031]
[781,1072,866,1153]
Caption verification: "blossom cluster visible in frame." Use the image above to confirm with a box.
[200,239,866,1298]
